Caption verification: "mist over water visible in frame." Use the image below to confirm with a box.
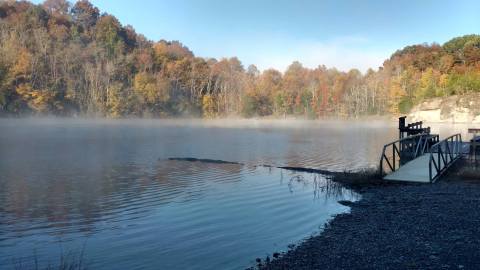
[0,118,400,269]
[1,117,400,169]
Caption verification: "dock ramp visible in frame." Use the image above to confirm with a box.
[380,134,464,183]
[383,154,430,182]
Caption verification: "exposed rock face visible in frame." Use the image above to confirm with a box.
[409,94,480,123]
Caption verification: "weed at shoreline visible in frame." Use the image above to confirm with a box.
[12,247,87,270]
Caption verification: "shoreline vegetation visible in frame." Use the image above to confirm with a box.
[1,1,480,120]
[12,247,87,270]
[2,114,480,125]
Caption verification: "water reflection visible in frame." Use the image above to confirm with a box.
[0,160,245,237]
[1,159,357,270]
[0,119,386,269]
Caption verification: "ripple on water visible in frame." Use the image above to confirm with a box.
[0,119,381,269]
[0,160,358,270]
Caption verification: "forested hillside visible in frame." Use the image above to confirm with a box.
[1,0,480,118]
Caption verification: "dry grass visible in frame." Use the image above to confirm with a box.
[443,159,480,182]
[12,249,87,270]
[331,168,384,189]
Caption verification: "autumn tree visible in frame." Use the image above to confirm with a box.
[71,0,99,31]
[0,1,479,118]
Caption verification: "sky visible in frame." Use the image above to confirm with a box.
[35,0,480,72]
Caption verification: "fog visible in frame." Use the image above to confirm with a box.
[0,116,396,129]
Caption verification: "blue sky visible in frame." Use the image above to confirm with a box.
[35,0,480,72]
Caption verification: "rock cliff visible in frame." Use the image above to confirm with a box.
[408,94,480,123]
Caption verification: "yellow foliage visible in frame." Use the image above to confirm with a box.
[417,68,438,99]
[12,48,31,78]
[16,83,55,113]
[202,94,216,118]
[133,72,170,105]
[156,78,170,103]
[153,42,169,59]
[437,74,449,96]
[439,74,449,88]
[107,84,123,118]
[15,83,34,98]
[134,72,157,103]
[29,91,55,113]
[388,76,407,114]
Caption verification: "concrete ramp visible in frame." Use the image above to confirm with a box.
[383,154,431,183]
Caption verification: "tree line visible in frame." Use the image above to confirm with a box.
[1,0,479,118]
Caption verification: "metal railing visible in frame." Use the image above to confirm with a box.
[380,133,439,175]
[428,134,462,182]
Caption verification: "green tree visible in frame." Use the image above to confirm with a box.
[95,15,124,58]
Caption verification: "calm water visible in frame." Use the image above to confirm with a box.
[1,118,462,269]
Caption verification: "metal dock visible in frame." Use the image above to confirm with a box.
[380,117,469,183]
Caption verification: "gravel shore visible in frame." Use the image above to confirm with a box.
[260,179,480,270]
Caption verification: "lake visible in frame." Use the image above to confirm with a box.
[0,118,468,269]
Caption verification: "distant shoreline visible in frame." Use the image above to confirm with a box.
[4,114,479,124]
[0,115,395,122]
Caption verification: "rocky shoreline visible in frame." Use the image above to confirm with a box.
[259,175,480,269]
